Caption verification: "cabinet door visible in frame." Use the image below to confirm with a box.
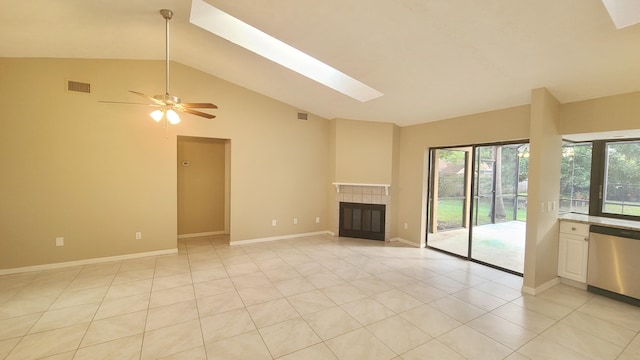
[558,233,589,282]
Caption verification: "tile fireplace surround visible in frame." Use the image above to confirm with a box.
[333,184,391,241]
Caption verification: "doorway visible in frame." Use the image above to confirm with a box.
[177,136,230,238]
[427,142,528,274]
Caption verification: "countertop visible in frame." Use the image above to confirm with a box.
[559,213,640,231]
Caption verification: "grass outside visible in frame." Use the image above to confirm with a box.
[435,198,527,230]
[563,200,640,217]
[604,202,640,216]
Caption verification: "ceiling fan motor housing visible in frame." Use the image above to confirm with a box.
[154,94,181,105]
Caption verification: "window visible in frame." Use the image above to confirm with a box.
[562,139,640,221]
[560,142,592,214]
[601,141,640,217]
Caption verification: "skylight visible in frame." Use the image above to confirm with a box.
[601,0,640,29]
[189,0,383,102]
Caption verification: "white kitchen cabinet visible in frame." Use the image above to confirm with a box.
[558,220,590,283]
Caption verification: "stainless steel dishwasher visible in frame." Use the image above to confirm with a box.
[587,225,640,305]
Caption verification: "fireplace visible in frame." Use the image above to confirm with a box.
[339,202,386,240]
[333,183,391,241]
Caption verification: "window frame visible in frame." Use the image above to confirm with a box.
[560,140,592,215]
[589,138,640,221]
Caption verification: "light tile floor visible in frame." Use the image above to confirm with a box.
[1,234,640,359]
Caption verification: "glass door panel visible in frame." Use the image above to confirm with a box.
[427,148,471,257]
[471,144,527,273]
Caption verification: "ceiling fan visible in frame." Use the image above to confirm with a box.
[101,9,217,124]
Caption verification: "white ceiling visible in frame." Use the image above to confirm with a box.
[2,0,640,126]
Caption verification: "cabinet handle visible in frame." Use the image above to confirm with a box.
[584,237,588,241]
[571,227,577,230]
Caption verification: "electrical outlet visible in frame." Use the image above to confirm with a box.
[293,217,298,225]
[315,217,320,223]
[135,232,142,240]
[56,237,64,246]
[403,223,408,230]
[272,219,277,226]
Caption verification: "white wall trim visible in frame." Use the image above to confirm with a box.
[178,231,225,239]
[230,231,332,246]
[559,277,587,290]
[390,237,422,248]
[522,277,561,295]
[0,248,178,276]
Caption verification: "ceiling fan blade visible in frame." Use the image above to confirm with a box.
[184,108,216,119]
[182,103,218,109]
[99,100,158,106]
[129,90,165,105]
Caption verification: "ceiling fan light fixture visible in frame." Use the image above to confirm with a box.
[150,109,164,122]
[166,109,181,124]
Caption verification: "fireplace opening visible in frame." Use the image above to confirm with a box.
[339,202,386,241]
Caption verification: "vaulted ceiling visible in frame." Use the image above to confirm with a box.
[3,0,640,126]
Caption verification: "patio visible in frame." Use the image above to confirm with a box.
[427,221,526,273]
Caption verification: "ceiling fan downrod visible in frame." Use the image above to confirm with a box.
[160,9,173,98]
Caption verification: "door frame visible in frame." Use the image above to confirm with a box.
[425,139,529,275]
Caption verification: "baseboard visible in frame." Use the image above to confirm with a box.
[178,231,226,239]
[390,237,421,247]
[521,277,561,295]
[559,277,587,290]
[0,248,178,276]
[230,231,332,246]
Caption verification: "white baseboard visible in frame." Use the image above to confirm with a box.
[178,231,226,239]
[390,237,421,247]
[230,231,332,246]
[559,277,587,290]
[521,277,561,295]
[0,248,178,276]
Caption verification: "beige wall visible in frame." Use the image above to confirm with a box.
[390,124,401,240]
[177,136,226,236]
[396,105,531,246]
[148,63,332,243]
[523,88,562,291]
[0,58,178,269]
[334,119,396,184]
[0,58,330,269]
[560,90,640,135]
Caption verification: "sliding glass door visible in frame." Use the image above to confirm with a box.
[427,142,528,274]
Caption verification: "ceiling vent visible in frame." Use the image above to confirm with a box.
[297,112,308,120]
[67,80,91,94]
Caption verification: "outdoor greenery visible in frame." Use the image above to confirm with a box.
[436,198,527,230]
[434,145,529,231]
[560,141,640,216]
[560,143,592,213]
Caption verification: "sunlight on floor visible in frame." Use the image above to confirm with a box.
[427,221,526,273]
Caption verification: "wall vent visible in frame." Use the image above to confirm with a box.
[297,112,308,120]
[67,80,91,94]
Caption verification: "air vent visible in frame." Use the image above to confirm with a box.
[297,112,308,120]
[67,80,91,94]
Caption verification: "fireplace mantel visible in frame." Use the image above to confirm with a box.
[332,182,390,196]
